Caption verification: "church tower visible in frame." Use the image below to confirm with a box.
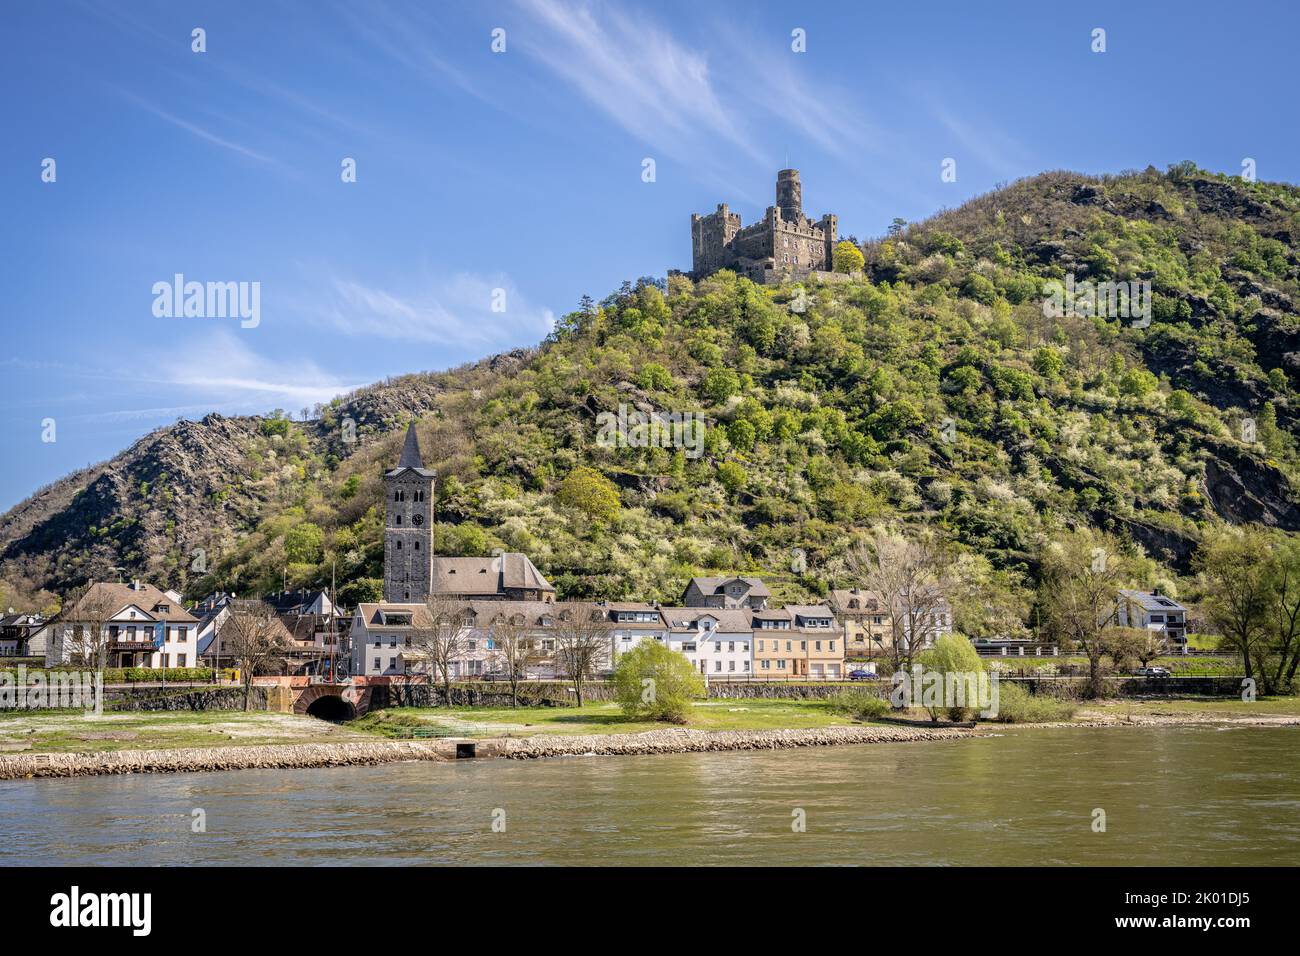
[383,423,436,603]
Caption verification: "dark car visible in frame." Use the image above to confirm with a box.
[1134,666,1172,677]
[848,669,877,681]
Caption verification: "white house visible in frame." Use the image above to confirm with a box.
[606,602,669,659]
[1117,589,1188,648]
[659,607,753,677]
[49,581,199,669]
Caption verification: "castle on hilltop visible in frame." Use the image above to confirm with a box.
[688,169,838,283]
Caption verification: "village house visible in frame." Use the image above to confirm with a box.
[827,588,891,658]
[605,602,669,657]
[47,581,199,668]
[681,576,770,610]
[659,607,753,677]
[0,611,46,657]
[1116,588,1188,650]
[349,598,613,680]
[196,596,298,671]
[751,604,843,678]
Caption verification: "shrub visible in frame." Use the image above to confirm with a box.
[830,689,891,721]
[611,642,705,723]
[988,681,1078,723]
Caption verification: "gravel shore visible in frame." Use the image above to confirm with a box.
[0,724,972,780]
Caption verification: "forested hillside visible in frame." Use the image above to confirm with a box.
[4,163,1300,635]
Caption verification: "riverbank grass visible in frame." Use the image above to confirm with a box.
[0,710,373,754]
[353,699,862,738]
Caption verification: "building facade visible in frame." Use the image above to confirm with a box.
[1116,589,1188,648]
[660,608,753,677]
[49,581,199,668]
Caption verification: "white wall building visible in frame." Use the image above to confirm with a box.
[49,581,198,669]
[659,608,753,677]
[1116,589,1188,648]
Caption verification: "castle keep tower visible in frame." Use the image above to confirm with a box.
[776,168,802,220]
[687,169,839,283]
[383,423,436,603]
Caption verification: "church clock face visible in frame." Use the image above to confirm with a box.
[412,513,424,525]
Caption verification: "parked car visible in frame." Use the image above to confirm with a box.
[848,669,877,681]
[1134,666,1172,677]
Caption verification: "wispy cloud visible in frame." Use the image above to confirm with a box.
[931,105,1032,181]
[165,332,359,410]
[514,0,764,169]
[317,272,555,349]
[116,88,279,166]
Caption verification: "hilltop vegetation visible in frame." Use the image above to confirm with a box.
[3,163,1300,637]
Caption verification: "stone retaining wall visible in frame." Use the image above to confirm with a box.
[113,686,270,712]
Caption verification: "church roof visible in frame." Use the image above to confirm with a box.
[386,422,436,477]
[431,553,556,596]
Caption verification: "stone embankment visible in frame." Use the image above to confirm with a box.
[495,724,969,758]
[0,724,971,780]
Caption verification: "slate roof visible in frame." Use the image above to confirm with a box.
[385,422,436,478]
[432,553,555,596]
[1118,589,1187,612]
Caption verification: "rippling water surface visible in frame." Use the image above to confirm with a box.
[1,726,1297,865]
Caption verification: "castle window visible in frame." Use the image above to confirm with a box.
[414,541,419,551]
[396,540,402,550]
[395,515,402,525]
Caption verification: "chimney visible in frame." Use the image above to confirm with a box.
[1152,587,1161,597]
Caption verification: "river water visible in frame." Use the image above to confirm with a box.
[1,726,1297,866]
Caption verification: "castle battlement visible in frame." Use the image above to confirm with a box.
[688,170,837,283]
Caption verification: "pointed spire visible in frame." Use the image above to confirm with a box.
[398,422,424,469]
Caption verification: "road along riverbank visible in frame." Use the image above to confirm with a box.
[0,723,972,780]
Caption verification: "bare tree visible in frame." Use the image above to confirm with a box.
[846,528,952,669]
[1039,529,1127,696]
[552,602,611,707]
[489,613,542,707]
[58,584,121,669]
[219,599,292,710]
[409,594,469,704]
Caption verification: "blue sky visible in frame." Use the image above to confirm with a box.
[3,0,1299,511]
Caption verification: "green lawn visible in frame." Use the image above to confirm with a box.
[1077,696,1300,721]
[0,709,374,755]
[353,698,861,738]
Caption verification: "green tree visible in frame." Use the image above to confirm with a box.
[636,362,674,391]
[555,467,621,522]
[701,367,740,404]
[716,461,747,497]
[611,640,705,723]
[917,633,986,721]
[832,240,865,274]
[1196,527,1277,689]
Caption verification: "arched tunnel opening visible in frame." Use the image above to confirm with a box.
[305,694,357,722]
